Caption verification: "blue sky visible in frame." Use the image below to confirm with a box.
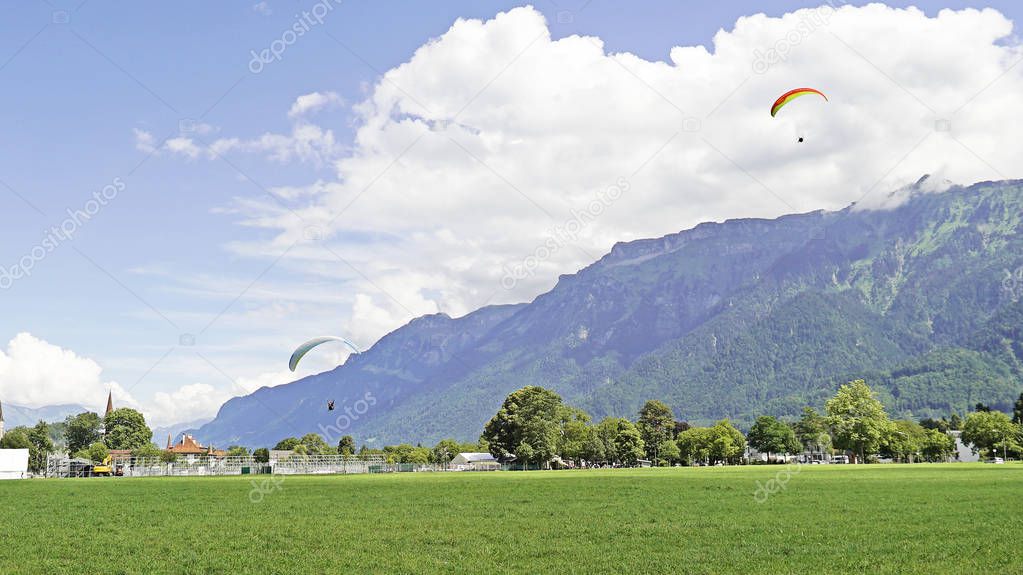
[1,1,1021,426]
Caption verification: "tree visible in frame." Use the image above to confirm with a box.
[104,408,152,451]
[87,441,109,464]
[657,439,680,466]
[961,410,1021,459]
[881,420,926,463]
[974,403,991,413]
[949,413,963,431]
[227,445,251,457]
[273,437,301,451]
[920,429,956,462]
[919,417,950,433]
[0,427,32,450]
[637,400,675,463]
[558,408,594,465]
[383,444,430,464]
[482,386,564,466]
[677,427,713,466]
[132,443,163,459]
[299,433,331,455]
[160,450,180,464]
[708,420,746,465]
[430,439,460,463]
[64,412,104,455]
[747,416,801,460]
[253,448,270,463]
[825,380,891,462]
[337,435,356,456]
[593,417,644,466]
[0,426,48,473]
[25,421,54,473]
[793,407,831,455]
[1013,392,1023,425]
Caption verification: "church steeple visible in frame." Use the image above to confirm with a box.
[0,399,5,442]
[105,391,114,417]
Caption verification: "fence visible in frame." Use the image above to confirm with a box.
[44,453,513,478]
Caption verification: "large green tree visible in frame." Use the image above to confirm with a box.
[881,420,927,463]
[594,417,644,466]
[103,408,152,451]
[920,429,956,462]
[636,400,675,463]
[825,380,891,462]
[961,410,1022,458]
[558,408,594,465]
[299,433,331,455]
[482,386,564,466]
[64,412,104,455]
[273,437,300,451]
[747,416,801,460]
[337,435,356,456]
[793,407,832,455]
[1013,392,1023,425]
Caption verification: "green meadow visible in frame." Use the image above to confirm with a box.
[1,464,1021,574]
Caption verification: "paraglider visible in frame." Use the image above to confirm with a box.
[770,88,827,143]
[327,400,335,411]
[288,336,362,372]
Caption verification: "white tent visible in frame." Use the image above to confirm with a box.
[0,449,29,480]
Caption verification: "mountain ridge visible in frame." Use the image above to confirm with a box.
[194,179,1023,447]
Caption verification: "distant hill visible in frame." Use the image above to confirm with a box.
[2,403,88,428]
[194,179,1023,447]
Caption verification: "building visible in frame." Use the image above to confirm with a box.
[0,448,28,480]
[950,430,979,463]
[451,452,499,470]
[166,434,227,462]
[105,391,114,418]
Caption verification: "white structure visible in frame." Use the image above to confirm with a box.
[950,430,979,463]
[0,448,29,480]
[451,452,499,470]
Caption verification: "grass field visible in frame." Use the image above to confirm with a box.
[1,464,1021,574]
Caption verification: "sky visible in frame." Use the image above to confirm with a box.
[1,1,1022,428]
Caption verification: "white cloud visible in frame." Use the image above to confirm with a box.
[134,128,156,154]
[288,91,343,119]
[164,5,1023,355]
[0,333,138,412]
[252,1,271,16]
[165,136,202,160]
[233,369,301,394]
[148,383,232,427]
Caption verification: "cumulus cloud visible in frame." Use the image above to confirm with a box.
[252,1,271,16]
[0,333,137,411]
[148,383,232,427]
[288,91,344,119]
[171,5,1023,351]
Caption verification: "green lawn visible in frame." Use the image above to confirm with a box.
[1,464,1021,574]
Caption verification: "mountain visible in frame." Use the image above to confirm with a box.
[194,179,1023,448]
[2,403,88,428]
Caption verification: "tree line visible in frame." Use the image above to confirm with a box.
[5,381,1021,474]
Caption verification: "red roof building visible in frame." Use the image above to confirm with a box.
[166,434,227,458]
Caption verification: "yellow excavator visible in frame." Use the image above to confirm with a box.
[92,455,114,477]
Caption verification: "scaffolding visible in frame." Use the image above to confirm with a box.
[45,453,395,478]
[270,454,387,475]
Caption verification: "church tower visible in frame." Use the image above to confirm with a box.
[0,399,5,442]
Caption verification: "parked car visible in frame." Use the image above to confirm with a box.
[832,455,850,464]
[985,457,1005,464]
